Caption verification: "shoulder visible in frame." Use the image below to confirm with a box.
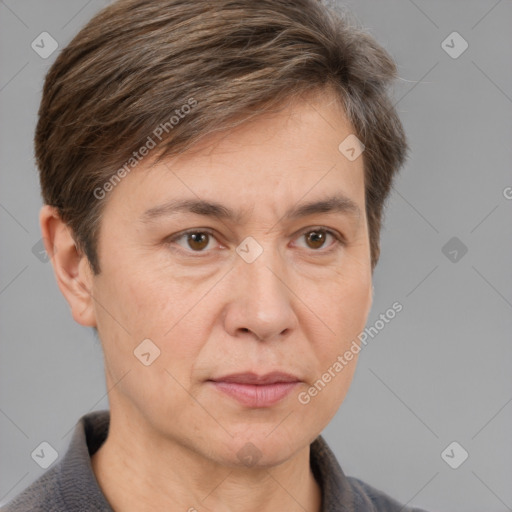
[1,464,66,511]
[1,410,111,512]
[310,434,430,512]
[346,476,429,512]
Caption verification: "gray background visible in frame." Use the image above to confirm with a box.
[1,1,511,511]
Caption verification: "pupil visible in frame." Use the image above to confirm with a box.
[190,232,207,250]
[309,231,325,248]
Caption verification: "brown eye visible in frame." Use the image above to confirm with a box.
[294,228,344,253]
[185,232,210,251]
[304,230,328,249]
[169,229,217,253]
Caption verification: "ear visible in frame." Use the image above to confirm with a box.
[39,205,97,327]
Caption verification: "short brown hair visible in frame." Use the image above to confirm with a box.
[35,0,407,275]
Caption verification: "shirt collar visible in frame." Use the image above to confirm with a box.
[58,409,113,511]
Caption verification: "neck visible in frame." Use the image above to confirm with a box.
[90,410,322,512]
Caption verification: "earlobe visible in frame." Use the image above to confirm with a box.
[39,205,97,328]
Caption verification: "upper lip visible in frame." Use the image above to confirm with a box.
[209,371,301,385]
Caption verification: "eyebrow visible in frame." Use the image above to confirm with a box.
[139,194,361,225]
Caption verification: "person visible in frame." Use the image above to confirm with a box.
[3,0,428,510]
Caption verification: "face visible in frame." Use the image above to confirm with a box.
[85,89,372,466]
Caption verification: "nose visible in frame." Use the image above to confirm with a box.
[222,246,298,343]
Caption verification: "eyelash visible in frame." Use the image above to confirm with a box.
[166,227,346,257]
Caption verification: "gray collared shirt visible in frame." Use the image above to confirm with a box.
[2,410,428,511]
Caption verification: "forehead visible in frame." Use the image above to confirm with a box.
[101,90,365,223]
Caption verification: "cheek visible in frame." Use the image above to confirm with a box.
[101,267,211,367]
[101,264,188,336]
[302,268,371,405]
[300,289,366,424]
[93,270,207,428]
[305,270,371,342]
[297,349,360,432]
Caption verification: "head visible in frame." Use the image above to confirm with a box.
[37,0,407,466]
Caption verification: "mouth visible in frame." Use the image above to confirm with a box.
[207,371,302,408]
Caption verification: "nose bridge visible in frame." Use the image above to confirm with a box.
[236,236,288,304]
[227,236,295,340]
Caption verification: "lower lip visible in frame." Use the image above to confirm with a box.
[209,381,300,408]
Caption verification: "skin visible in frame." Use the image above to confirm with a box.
[41,88,373,512]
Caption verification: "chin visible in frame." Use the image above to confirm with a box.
[211,429,307,469]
